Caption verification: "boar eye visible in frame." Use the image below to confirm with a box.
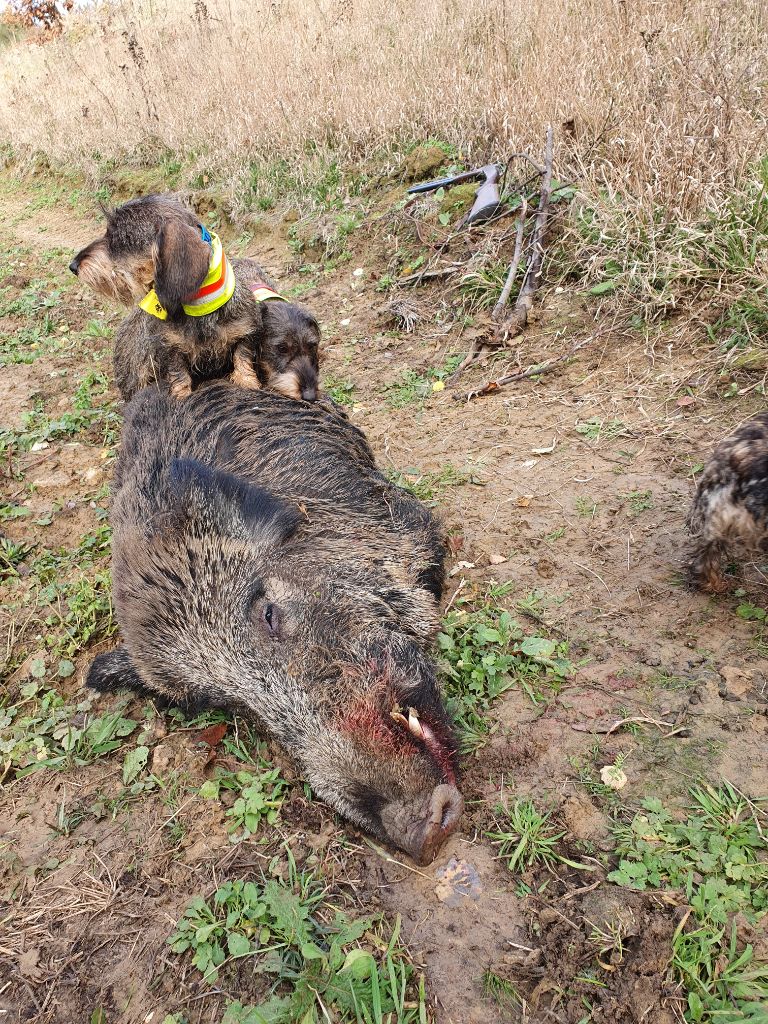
[261,602,281,638]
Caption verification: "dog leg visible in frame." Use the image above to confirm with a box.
[688,538,730,593]
[232,342,262,391]
[168,349,193,400]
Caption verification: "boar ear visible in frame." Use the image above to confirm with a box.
[153,221,210,316]
[87,647,146,694]
[169,458,301,544]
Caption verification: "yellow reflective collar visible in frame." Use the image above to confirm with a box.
[139,230,236,320]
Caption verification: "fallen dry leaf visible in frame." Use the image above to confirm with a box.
[197,722,227,765]
[447,534,464,555]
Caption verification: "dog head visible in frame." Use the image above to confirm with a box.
[70,195,211,312]
[258,301,321,402]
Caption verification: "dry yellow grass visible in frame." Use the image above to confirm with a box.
[0,0,765,310]
[0,0,765,206]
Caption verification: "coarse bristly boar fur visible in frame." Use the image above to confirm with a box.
[69,194,321,403]
[87,382,463,864]
[686,412,768,592]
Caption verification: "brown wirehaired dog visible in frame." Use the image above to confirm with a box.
[69,194,321,402]
[686,413,768,591]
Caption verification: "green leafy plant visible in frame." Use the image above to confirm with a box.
[621,489,654,514]
[324,375,356,407]
[168,866,428,1022]
[437,596,572,751]
[0,683,137,779]
[387,463,481,505]
[608,784,768,1021]
[200,766,288,841]
[575,418,627,443]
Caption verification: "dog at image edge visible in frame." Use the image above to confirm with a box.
[69,194,321,402]
[687,412,768,591]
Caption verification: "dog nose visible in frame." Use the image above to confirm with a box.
[301,387,317,402]
[69,255,81,275]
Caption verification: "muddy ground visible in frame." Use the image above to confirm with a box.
[0,172,766,1024]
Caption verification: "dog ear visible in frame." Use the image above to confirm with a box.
[154,220,210,316]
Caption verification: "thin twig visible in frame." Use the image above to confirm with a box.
[397,265,461,286]
[492,198,528,321]
[572,560,611,593]
[495,125,555,346]
[454,335,592,402]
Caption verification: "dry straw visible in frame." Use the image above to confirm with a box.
[0,0,764,214]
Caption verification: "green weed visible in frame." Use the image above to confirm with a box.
[0,537,34,580]
[487,798,594,874]
[437,593,572,751]
[459,259,511,311]
[0,682,137,780]
[388,463,480,505]
[609,784,768,1022]
[169,863,427,1022]
[714,293,768,353]
[481,969,523,1013]
[575,418,627,443]
[575,496,598,518]
[621,489,654,515]
[382,356,460,408]
[324,375,356,407]
[200,766,288,842]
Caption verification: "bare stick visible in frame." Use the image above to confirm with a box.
[454,336,592,402]
[492,198,527,321]
[495,125,554,346]
[397,265,461,286]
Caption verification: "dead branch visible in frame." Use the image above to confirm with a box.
[397,265,461,285]
[492,198,528,320]
[453,336,592,402]
[495,125,555,346]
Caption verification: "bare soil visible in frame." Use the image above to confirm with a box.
[1,177,766,1024]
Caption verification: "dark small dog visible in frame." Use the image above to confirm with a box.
[686,413,768,591]
[69,194,320,402]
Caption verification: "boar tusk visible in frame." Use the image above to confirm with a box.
[407,707,425,739]
[390,710,409,729]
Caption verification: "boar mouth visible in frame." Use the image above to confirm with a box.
[381,783,464,866]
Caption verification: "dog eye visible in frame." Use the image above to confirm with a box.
[261,603,281,638]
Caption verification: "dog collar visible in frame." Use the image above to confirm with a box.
[139,228,235,320]
[249,281,287,303]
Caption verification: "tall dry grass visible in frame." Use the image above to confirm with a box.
[0,0,766,309]
[0,0,765,203]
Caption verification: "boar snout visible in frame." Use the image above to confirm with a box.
[381,783,464,865]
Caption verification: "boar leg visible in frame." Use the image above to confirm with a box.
[231,342,262,391]
[87,647,148,695]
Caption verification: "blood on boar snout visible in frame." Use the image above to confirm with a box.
[88,382,463,864]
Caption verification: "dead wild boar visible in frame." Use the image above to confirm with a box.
[87,381,463,864]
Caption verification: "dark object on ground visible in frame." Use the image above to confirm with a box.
[408,164,504,225]
[87,382,463,865]
[687,412,768,592]
[69,194,320,402]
